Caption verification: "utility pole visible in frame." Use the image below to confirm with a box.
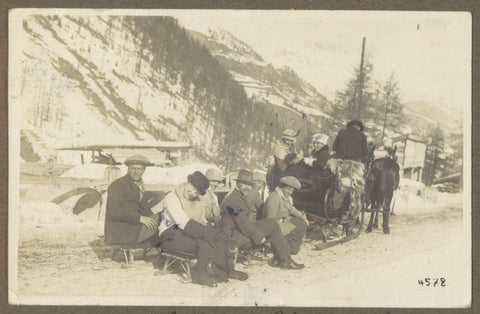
[356,37,366,120]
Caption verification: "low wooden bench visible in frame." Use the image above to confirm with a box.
[111,242,158,268]
[154,250,197,283]
[236,244,269,266]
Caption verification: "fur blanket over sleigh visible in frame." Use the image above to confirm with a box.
[326,159,365,221]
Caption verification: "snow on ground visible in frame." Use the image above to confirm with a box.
[392,177,463,215]
[400,177,425,189]
[19,200,80,226]
[14,200,467,307]
[15,164,468,306]
[395,191,462,215]
[61,162,218,185]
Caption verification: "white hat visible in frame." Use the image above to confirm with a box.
[205,168,223,181]
[282,129,299,141]
[312,133,329,145]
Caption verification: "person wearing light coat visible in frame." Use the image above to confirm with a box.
[262,176,308,255]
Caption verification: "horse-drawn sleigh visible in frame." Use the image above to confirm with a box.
[267,146,400,250]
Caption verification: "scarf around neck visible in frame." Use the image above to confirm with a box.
[274,186,295,216]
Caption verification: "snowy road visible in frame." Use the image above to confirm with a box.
[14,202,468,307]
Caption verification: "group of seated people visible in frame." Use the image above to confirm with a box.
[104,120,369,287]
[104,155,310,287]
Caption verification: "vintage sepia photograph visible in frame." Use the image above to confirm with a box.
[8,9,471,307]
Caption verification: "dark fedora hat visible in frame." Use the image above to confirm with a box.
[347,120,364,132]
[187,171,210,196]
[234,169,253,185]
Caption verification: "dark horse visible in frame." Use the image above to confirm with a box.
[365,146,400,234]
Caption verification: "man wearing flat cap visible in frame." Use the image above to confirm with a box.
[105,155,161,247]
[155,171,248,287]
[268,129,304,191]
[332,120,368,163]
[220,169,305,270]
[263,176,308,255]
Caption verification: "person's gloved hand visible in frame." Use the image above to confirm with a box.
[302,213,309,225]
[292,152,304,164]
[303,157,314,167]
[139,215,157,230]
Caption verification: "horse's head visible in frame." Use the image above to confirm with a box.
[365,144,376,172]
[386,145,398,162]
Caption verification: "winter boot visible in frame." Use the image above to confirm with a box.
[278,256,305,270]
[226,250,248,281]
[191,268,218,287]
[210,263,229,283]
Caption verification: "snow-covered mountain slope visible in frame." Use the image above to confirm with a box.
[181,23,332,119]
[16,16,198,150]
[13,15,337,169]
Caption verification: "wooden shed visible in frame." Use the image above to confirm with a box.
[391,134,427,182]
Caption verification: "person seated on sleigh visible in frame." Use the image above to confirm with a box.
[262,176,308,255]
[304,133,331,171]
[328,120,368,225]
[267,129,304,191]
[155,171,248,287]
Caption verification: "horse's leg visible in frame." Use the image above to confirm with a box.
[366,207,374,233]
[373,209,379,229]
[382,195,393,234]
[390,190,396,216]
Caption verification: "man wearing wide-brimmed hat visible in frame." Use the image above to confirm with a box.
[156,171,248,287]
[105,155,161,247]
[332,120,368,162]
[263,176,308,255]
[220,169,305,270]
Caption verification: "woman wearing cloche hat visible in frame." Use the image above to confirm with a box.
[304,133,331,169]
[268,129,304,191]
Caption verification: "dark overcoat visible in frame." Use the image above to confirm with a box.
[220,188,264,245]
[332,126,368,162]
[104,174,154,245]
[311,145,331,168]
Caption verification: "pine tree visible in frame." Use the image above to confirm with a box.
[331,60,376,128]
[423,126,445,186]
[377,73,405,141]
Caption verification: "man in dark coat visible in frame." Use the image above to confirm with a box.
[104,155,161,246]
[220,169,304,270]
[332,120,368,162]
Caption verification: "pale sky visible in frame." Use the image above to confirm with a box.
[175,10,471,117]
[11,9,472,118]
